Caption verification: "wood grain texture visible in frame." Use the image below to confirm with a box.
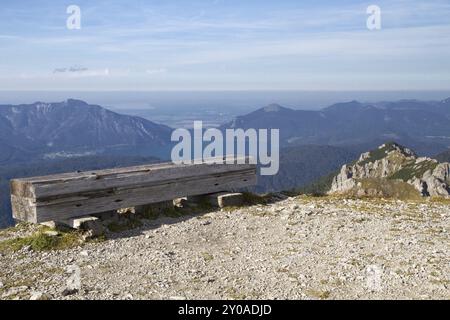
[11,158,257,223]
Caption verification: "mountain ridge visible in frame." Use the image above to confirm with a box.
[222,98,450,156]
[0,99,173,163]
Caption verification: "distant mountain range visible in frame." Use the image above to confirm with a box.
[0,99,172,164]
[222,98,450,156]
[2,97,449,166]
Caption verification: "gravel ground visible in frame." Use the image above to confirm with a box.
[0,196,449,300]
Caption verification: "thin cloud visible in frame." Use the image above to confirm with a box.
[53,66,89,74]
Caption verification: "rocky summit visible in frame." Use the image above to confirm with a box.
[0,195,449,300]
[330,142,450,199]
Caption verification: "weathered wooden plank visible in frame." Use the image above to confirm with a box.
[11,159,257,223]
[14,156,249,183]
[35,163,255,199]
[11,157,254,199]
[34,170,256,223]
[36,169,256,203]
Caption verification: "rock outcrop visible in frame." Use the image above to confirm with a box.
[330,142,450,198]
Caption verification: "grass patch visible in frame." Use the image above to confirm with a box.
[429,197,450,204]
[389,160,438,182]
[0,222,38,239]
[0,228,83,253]
[346,178,422,200]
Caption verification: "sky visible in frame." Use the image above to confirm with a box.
[1,0,450,91]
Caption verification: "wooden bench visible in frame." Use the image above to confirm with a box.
[10,158,257,224]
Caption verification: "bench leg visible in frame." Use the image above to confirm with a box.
[187,192,244,208]
[60,216,105,238]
